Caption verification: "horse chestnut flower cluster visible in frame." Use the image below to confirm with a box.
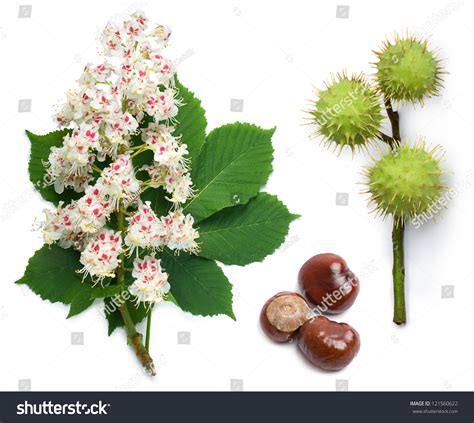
[40,11,199,303]
[260,253,361,371]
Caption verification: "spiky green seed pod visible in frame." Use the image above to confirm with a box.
[364,142,446,226]
[374,35,443,103]
[308,73,383,151]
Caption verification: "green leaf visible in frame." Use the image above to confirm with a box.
[197,193,299,265]
[174,78,207,159]
[16,244,95,318]
[164,291,179,307]
[104,298,123,335]
[68,289,95,318]
[91,285,125,299]
[131,148,154,177]
[104,297,148,336]
[140,186,169,217]
[184,123,275,222]
[161,250,235,320]
[26,129,82,205]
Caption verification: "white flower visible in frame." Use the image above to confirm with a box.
[143,164,194,205]
[80,229,122,281]
[121,62,154,102]
[129,255,170,304]
[53,90,83,127]
[164,209,199,253]
[41,202,82,248]
[123,11,148,40]
[103,112,139,156]
[100,22,124,57]
[73,185,112,233]
[79,63,114,87]
[41,184,111,249]
[46,145,93,194]
[64,124,100,170]
[97,154,140,209]
[149,24,171,47]
[142,123,188,168]
[124,201,168,252]
[88,86,118,115]
[166,172,194,204]
[145,88,180,121]
[150,54,174,84]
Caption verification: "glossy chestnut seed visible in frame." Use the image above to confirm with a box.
[298,316,360,371]
[260,292,311,342]
[298,253,360,314]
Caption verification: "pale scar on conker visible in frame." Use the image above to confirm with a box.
[298,316,360,371]
[298,253,360,314]
[260,291,311,342]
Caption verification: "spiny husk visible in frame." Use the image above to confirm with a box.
[373,33,445,104]
[362,140,447,226]
[306,72,383,152]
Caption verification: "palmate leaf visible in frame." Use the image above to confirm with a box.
[15,244,95,318]
[26,129,82,205]
[197,193,299,266]
[184,123,275,222]
[161,249,235,320]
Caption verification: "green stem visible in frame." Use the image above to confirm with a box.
[145,308,152,352]
[140,184,153,195]
[384,98,406,325]
[92,164,103,174]
[131,145,152,159]
[118,303,156,375]
[129,144,145,150]
[392,221,406,325]
[140,180,154,189]
[115,203,156,375]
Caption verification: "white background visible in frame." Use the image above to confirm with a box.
[0,0,473,391]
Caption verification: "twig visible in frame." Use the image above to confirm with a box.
[384,98,406,325]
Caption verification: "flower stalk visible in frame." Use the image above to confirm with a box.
[119,301,156,376]
[145,307,153,352]
[116,202,156,375]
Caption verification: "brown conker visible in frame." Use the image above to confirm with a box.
[298,316,360,371]
[260,291,311,342]
[298,253,360,314]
